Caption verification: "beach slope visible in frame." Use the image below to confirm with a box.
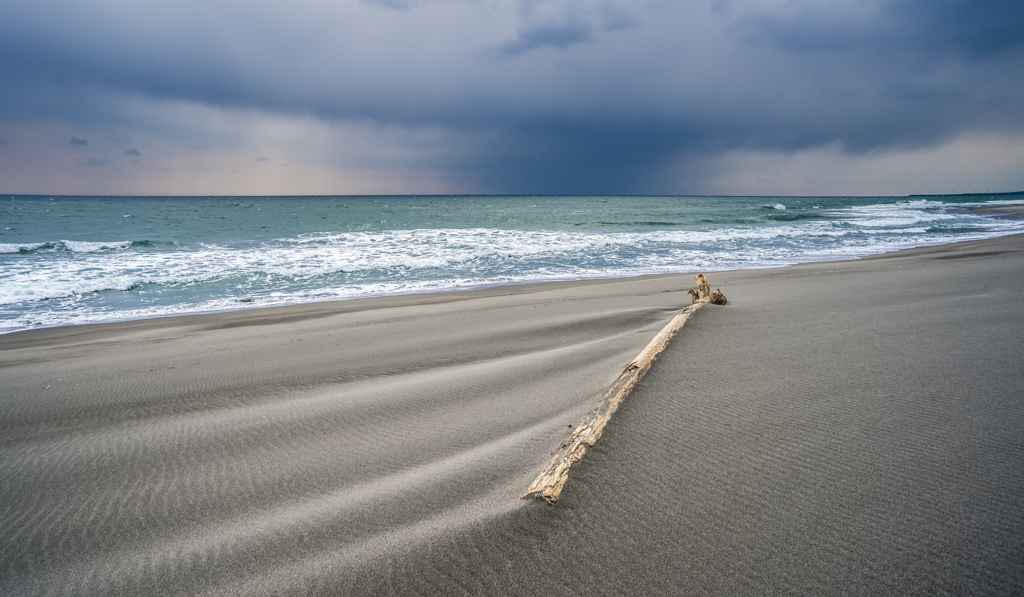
[2,235,1023,595]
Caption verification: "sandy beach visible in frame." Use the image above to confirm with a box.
[2,234,1023,595]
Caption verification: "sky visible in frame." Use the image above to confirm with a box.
[0,0,1022,196]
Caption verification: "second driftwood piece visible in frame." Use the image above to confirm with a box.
[522,274,726,504]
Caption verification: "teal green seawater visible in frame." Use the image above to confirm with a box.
[2,194,1022,333]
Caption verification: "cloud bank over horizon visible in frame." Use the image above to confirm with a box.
[1,0,1022,196]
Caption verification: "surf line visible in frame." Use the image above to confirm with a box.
[522,274,727,504]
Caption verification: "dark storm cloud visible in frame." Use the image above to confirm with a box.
[1,0,1022,193]
[123,147,140,156]
[708,0,1024,156]
[492,3,638,57]
[729,0,1024,57]
[897,0,1024,56]
[496,21,592,56]
[464,127,682,194]
[70,136,87,146]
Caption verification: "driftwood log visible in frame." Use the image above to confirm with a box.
[522,274,726,504]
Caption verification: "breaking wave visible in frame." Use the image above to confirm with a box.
[2,195,1023,333]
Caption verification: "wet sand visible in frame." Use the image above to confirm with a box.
[2,234,1023,595]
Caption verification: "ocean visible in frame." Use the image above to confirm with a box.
[2,193,1023,334]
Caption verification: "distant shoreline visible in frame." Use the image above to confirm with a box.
[909,191,1024,198]
[969,203,1024,217]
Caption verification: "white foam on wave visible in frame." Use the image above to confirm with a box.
[4,198,1024,333]
[0,243,39,254]
[1,213,1018,308]
[839,203,955,229]
[0,240,132,254]
[62,239,132,252]
[0,269,145,306]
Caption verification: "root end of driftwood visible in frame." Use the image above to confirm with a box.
[688,273,727,305]
[522,274,726,505]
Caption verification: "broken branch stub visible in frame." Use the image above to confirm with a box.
[522,274,727,504]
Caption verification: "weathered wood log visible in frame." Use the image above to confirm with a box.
[522,274,726,504]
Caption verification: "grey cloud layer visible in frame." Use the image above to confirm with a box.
[1,0,1021,193]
